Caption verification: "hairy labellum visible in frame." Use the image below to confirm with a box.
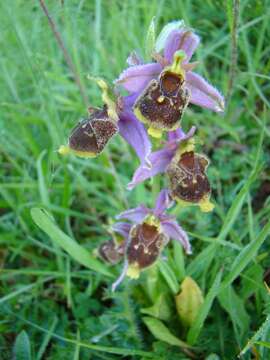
[133,70,190,136]
[126,221,168,274]
[59,107,118,158]
[167,151,211,204]
[98,239,124,265]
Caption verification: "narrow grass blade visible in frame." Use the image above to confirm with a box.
[31,207,112,277]
[0,277,53,304]
[220,218,270,290]
[36,150,49,207]
[217,123,263,242]
[36,316,58,360]
[240,315,270,356]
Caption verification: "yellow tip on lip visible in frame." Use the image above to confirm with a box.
[126,263,140,279]
[199,197,215,213]
[175,196,214,213]
[58,145,96,158]
[148,127,163,138]
[58,145,70,155]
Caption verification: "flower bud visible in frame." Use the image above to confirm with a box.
[126,218,168,278]
[167,149,214,212]
[58,106,118,158]
[133,51,190,138]
[98,239,124,265]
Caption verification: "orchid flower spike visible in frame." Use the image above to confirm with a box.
[111,189,191,291]
[116,20,225,138]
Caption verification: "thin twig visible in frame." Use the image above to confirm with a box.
[226,0,240,104]
[39,0,88,106]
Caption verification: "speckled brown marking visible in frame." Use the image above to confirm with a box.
[98,240,124,265]
[126,222,168,269]
[167,151,211,203]
[68,107,118,155]
[134,70,190,131]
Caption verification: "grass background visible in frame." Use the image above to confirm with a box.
[0,0,270,359]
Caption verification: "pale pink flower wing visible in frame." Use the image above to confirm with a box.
[112,222,132,238]
[127,147,174,190]
[153,189,173,217]
[118,111,152,167]
[167,126,196,143]
[186,71,225,112]
[161,219,192,254]
[116,205,150,223]
[115,62,162,93]
[164,29,200,64]
[112,258,129,292]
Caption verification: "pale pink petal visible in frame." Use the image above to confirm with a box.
[116,205,150,223]
[122,93,140,108]
[112,259,129,292]
[153,189,173,217]
[186,72,225,112]
[127,51,143,66]
[118,111,152,167]
[167,126,196,143]
[112,222,132,238]
[164,29,200,64]
[115,63,162,93]
[127,148,174,190]
[161,220,192,254]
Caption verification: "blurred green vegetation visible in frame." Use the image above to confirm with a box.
[0,0,270,359]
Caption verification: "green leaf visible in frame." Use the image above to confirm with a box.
[187,269,223,345]
[158,260,179,294]
[173,241,185,281]
[143,316,190,349]
[145,17,156,60]
[141,294,172,321]
[155,20,184,52]
[13,331,32,360]
[31,207,112,278]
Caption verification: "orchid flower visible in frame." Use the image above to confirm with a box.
[127,127,214,212]
[111,189,191,291]
[116,20,225,137]
[58,78,152,167]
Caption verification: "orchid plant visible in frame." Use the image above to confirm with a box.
[59,20,224,291]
